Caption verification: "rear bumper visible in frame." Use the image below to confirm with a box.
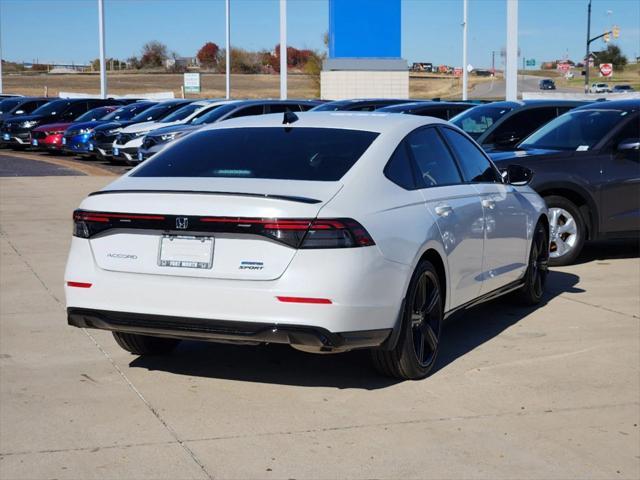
[68,307,391,352]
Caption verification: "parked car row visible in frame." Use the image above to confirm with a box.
[2,95,638,268]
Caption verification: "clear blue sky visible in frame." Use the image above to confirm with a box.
[1,0,638,68]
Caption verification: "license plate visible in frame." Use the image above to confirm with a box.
[3,133,9,141]
[31,139,38,146]
[88,143,94,151]
[138,151,144,161]
[158,235,214,269]
[62,137,66,145]
[113,147,119,156]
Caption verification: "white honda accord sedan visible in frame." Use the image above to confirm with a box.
[65,111,549,380]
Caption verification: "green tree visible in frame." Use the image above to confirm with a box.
[597,44,628,70]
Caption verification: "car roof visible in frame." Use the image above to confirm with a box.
[199,110,447,135]
[225,99,322,106]
[478,100,587,109]
[575,99,639,111]
[378,101,471,112]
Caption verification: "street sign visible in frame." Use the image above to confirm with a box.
[599,63,613,77]
[525,59,536,67]
[557,62,571,72]
[183,73,201,93]
[453,67,463,77]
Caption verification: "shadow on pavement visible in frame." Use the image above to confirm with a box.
[573,239,639,265]
[129,271,581,389]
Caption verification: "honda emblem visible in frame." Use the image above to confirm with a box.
[176,217,189,230]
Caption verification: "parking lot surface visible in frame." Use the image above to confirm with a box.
[0,166,639,479]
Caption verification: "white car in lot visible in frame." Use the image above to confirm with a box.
[65,112,549,379]
[590,83,611,93]
[111,100,226,163]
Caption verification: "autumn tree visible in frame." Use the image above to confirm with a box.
[140,41,168,68]
[197,42,220,69]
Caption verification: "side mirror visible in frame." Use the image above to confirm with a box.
[494,131,519,148]
[501,164,534,186]
[617,138,640,151]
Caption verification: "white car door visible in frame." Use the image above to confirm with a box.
[439,127,529,294]
[406,127,485,309]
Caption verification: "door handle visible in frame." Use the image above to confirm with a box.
[482,199,496,209]
[435,205,453,217]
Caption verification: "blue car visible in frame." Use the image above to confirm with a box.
[63,101,157,157]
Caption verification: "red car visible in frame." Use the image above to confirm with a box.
[30,106,119,153]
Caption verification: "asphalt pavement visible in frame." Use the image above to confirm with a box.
[0,154,84,177]
[0,163,639,479]
[470,75,579,99]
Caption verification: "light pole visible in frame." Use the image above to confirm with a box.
[0,0,3,94]
[225,0,231,99]
[280,0,287,100]
[462,0,468,100]
[585,0,592,92]
[505,0,518,101]
[97,0,107,98]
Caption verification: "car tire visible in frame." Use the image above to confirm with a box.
[371,260,443,380]
[515,220,549,305]
[544,195,586,266]
[112,331,180,355]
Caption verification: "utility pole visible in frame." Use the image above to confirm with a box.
[462,0,468,100]
[491,50,496,75]
[0,0,3,94]
[280,0,287,100]
[585,0,591,93]
[97,0,107,98]
[225,0,231,99]
[505,0,518,101]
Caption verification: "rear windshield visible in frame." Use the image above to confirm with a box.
[133,127,379,181]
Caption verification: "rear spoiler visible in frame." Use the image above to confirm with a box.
[88,189,322,205]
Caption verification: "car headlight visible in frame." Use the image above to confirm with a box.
[106,128,122,135]
[21,120,40,129]
[134,130,148,137]
[78,128,94,134]
[159,131,184,143]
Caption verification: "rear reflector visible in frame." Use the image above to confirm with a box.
[277,296,332,304]
[67,281,92,288]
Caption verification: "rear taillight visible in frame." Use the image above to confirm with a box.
[201,217,375,249]
[73,210,166,238]
[73,210,375,249]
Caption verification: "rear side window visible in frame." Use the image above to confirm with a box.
[440,128,501,183]
[268,104,300,113]
[384,142,416,190]
[487,107,558,144]
[407,128,462,187]
[415,107,448,119]
[227,105,264,119]
[133,127,379,181]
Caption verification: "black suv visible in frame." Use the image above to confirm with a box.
[539,79,556,90]
[490,99,639,265]
[451,100,588,152]
[1,98,119,148]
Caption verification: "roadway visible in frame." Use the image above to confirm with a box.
[470,74,580,99]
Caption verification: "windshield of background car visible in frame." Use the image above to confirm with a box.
[519,109,629,151]
[0,99,21,114]
[160,103,202,123]
[130,104,180,122]
[102,103,154,121]
[450,106,513,139]
[133,127,379,181]
[190,104,237,125]
[74,107,112,122]
[31,99,69,116]
[310,102,351,111]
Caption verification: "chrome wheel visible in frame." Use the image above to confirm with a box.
[410,271,441,367]
[549,207,578,259]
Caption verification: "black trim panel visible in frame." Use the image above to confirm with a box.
[68,308,391,353]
